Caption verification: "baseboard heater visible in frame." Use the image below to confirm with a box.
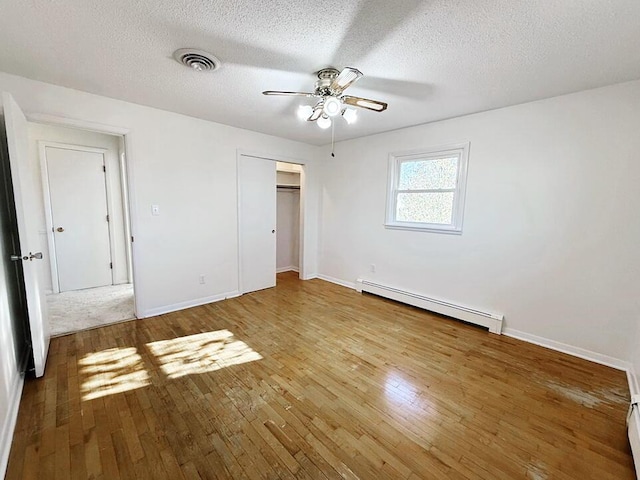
[628,395,640,477]
[355,279,504,334]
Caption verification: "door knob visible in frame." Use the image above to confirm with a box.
[9,253,41,261]
[56,227,64,232]
[272,229,275,233]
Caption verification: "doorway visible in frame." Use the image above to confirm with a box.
[276,162,301,276]
[33,123,135,336]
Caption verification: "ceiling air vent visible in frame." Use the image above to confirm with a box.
[173,49,221,72]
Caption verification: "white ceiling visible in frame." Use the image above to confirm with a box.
[1,0,639,145]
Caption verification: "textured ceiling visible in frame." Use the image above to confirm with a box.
[1,0,639,145]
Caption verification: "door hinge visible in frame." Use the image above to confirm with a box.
[110,262,113,269]
[131,236,134,243]
[106,214,109,222]
[103,165,106,173]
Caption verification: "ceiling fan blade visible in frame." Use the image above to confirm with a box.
[342,95,388,112]
[307,102,324,121]
[330,67,363,94]
[262,90,316,97]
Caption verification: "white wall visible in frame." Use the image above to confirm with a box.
[0,71,321,317]
[319,80,640,363]
[277,188,300,272]
[27,123,129,291]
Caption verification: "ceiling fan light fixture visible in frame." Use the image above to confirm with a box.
[317,115,332,129]
[342,108,358,125]
[262,66,387,129]
[323,96,342,117]
[297,105,314,121]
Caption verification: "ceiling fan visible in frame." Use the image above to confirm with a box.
[262,67,388,128]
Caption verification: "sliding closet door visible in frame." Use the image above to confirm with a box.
[237,154,276,294]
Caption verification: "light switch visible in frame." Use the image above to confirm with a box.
[151,204,160,216]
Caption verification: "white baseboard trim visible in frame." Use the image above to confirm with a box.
[276,266,299,274]
[316,274,357,290]
[503,327,628,371]
[0,373,24,479]
[627,363,639,397]
[140,291,240,318]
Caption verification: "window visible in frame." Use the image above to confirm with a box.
[385,142,469,234]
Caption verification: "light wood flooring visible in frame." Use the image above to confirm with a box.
[6,272,634,479]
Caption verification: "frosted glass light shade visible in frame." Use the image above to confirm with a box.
[297,105,314,121]
[323,96,342,117]
[317,116,332,129]
[342,108,357,124]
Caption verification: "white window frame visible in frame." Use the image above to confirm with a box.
[385,142,470,234]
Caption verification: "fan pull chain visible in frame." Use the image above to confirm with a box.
[331,119,335,157]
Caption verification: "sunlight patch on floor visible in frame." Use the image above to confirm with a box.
[79,347,150,401]
[146,330,263,379]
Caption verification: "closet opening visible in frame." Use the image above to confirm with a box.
[275,161,301,283]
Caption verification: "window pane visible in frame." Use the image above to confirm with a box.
[398,157,458,190]
[396,192,454,224]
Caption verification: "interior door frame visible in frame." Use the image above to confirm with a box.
[39,141,114,293]
[28,113,141,317]
[236,149,308,294]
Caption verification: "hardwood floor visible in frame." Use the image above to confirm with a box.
[6,272,634,479]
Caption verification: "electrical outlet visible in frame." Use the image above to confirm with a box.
[199,274,205,284]
[151,204,160,216]
[370,264,376,273]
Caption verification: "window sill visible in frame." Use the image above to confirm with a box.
[384,222,463,235]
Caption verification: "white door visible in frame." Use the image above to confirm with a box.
[238,155,276,294]
[45,146,112,292]
[3,92,50,377]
